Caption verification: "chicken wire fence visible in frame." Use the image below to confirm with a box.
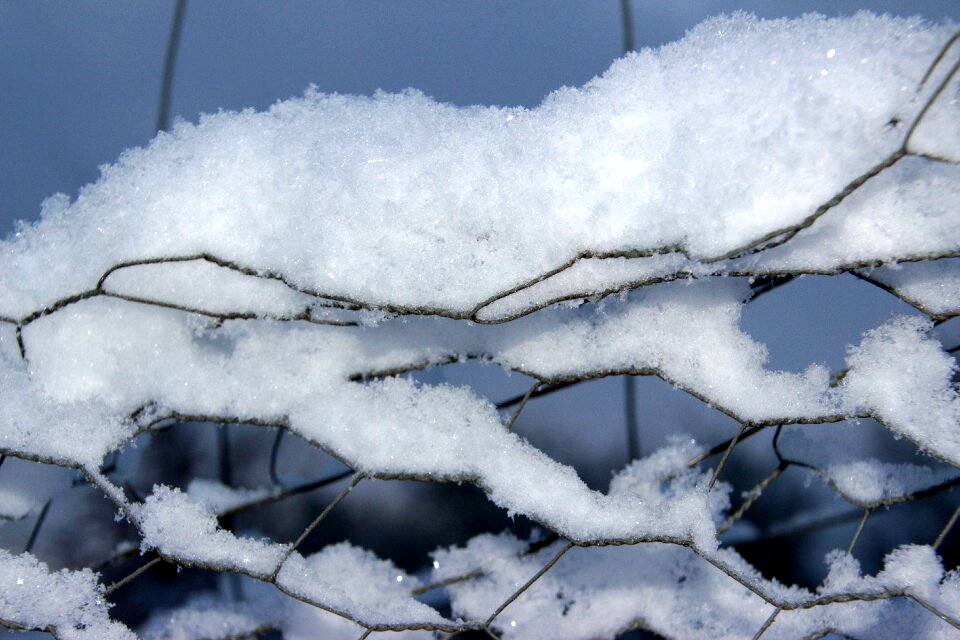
[2,12,960,640]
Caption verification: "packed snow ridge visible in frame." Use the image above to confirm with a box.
[1,11,959,640]
[1,12,958,319]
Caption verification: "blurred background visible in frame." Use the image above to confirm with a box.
[2,1,959,637]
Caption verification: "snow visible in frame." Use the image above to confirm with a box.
[841,316,960,466]
[276,543,451,628]
[0,549,134,639]
[14,278,959,546]
[907,35,960,163]
[136,485,288,579]
[2,14,956,320]
[136,487,455,629]
[1,11,958,639]
[778,427,959,506]
[863,259,960,318]
[437,534,960,639]
[474,253,702,322]
[101,258,322,320]
[0,347,133,468]
[140,595,276,640]
[490,280,840,425]
[185,479,279,515]
[739,159,960,274]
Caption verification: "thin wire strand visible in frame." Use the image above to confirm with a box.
[846,508,872,555]
[23,500,51,554]
[104,556,163,596]
[156,0,187,132]
[272,474,364,579]
[752,606,781,640]
[218,468,354,519]
[709,423,748,489]
[484,542,574,629]
[718,463,787,534]
[933,502,960,550]
[269,428,286,487]
[505,381,541,431]
[620,0,635,54]
[624,376,641,462]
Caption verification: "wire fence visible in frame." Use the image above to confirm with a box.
[1,8,959,640]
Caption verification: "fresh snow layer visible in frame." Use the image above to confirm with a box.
[13,278,960,545]
[276,543,450,627]
[863,258,960,318]
[2,14,958,319]
[0,348,133,468]
[738,159,960,274]
[138,589,436,640]
[778,427,959,506]
[0,550,134,639]
[474,253,703,322]
[137,485,288,578]
[841,316,960,465]
[436,535,960,640]
[10,281,789,545]
[140,596,277,640]
[3,13,960,639]
[136,487,453,628]
[101,259,322,320]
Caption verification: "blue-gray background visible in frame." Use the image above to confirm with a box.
[2,1,959,628]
